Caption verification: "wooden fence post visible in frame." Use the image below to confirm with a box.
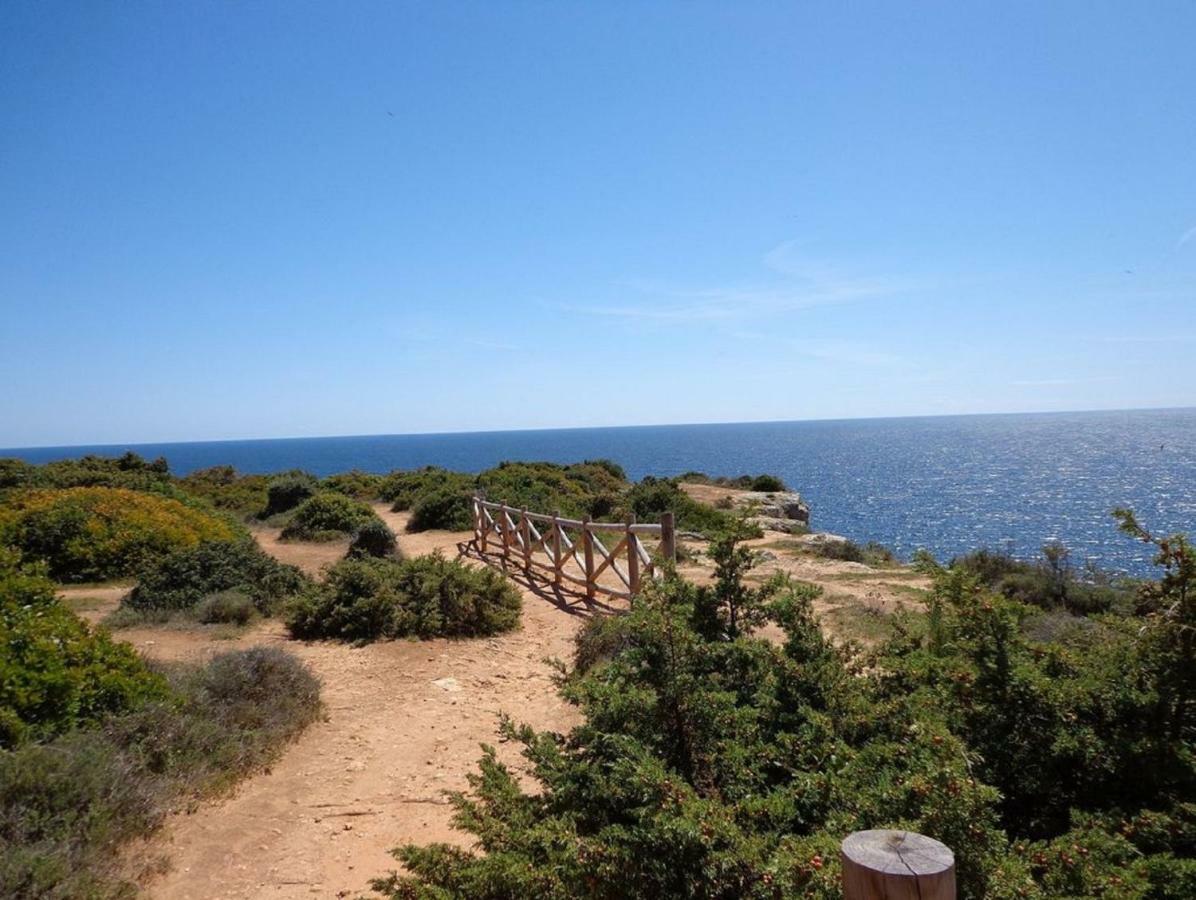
[551,511,562,587]
[626,513,640,594]
[471,494,480,552]
[660,511,676,563]
[841,830,955,900]
[520,508,531,572]
[500,502,511,566]
[582,516,595,600]
[476,492,485,554]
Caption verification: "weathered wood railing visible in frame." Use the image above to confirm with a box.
[471,495,675,599]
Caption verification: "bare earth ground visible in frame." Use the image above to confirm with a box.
[55,495,928,898]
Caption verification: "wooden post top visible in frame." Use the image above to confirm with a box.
[841,830,955,900]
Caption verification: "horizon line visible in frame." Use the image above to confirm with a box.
[3,403,1194,455]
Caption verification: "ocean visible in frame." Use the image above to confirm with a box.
[5,408,1195,576]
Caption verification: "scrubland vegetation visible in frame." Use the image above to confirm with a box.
[116,538,309,625]
[0,486,241,583]
[5,451,1189,898]
[0,550,321,898]
[286,553,521,643]
[374,515,1195,899]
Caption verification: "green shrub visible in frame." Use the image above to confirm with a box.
[381,467,475,510]
[348,519,399,559]
[323,470,385,499]
[0,458,35,490]
[261,471,319,517]
[950,543,1133,615]
[280,492,379,541]
[0,486,242,583]
[178,465,269,518]
[750,474,787,492]
[286,554,521,642]
[0,646,320,898]
[195,590,255,625]
[123,538,307,614]
[477,460,626,520]
[0,549,168,748]
[407,488,474,532]
[810,537,895,566]
[676,471,786,492]
[623,476,742,536]
[0,453,173,495]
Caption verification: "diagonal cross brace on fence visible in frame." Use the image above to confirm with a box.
[471,495,675,600]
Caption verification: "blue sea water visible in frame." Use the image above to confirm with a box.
[5,408,1195,576]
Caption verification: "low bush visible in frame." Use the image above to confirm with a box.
[0,646,320,898]
[323,470,385,500]
[810,537,896,566]
[195,590,255,625]
[286,553,521,642]
[623,476,744,536]
[381,467,475,511]
[123,538,307,615]
[948,543,1133,615]
[178,465,269,518]
[0,486,241,583]
[280,492,379,541]
[0,452,173,495]
[348,519,399,559]
[261,471,319,518]
[676,471,788,492]
[408,488,474,532]
[477,461,625,520]
[0,550,168,748]
[750,473,787,492]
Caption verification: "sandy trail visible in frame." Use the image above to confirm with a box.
[129,509,583,900]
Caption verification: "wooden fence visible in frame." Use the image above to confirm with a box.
[471,495,675,599]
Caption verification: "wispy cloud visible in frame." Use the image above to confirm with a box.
[1092,335,1196,345]
[462,337,521,352]
[563,242,916,321]
[1011,376,1119,387]
[731,330,905,367]
[1178,225,1196,249]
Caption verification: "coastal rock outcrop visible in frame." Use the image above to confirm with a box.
[734,491,811,534]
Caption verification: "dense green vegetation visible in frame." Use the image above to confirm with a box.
[286,553,521,643]
[280,491,381,541]
[1,644,321,899]
[261,471,320,518]
[0,550,168,748]
[373,515,1194,899]
[122,538,308,617]
[624,475,753,536]
[0,486,242,582]
[0,452,173,493]
[477,460,627,520]
[348,518,400,559]
[678,471,790,492]
[177,465,270,518]
[0,543,322,896]
[323,469,386,499]
[809,537,897,567]
[941,542,1133,615]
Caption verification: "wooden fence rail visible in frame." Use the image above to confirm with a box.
[471,495,675,600]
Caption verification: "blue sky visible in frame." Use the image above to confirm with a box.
[1,1,1194,448]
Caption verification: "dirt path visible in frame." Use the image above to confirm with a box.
[135,510,583,899]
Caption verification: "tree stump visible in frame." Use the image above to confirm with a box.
[841,830,955,900]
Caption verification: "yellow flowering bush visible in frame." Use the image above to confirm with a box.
[0,487,241,582]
